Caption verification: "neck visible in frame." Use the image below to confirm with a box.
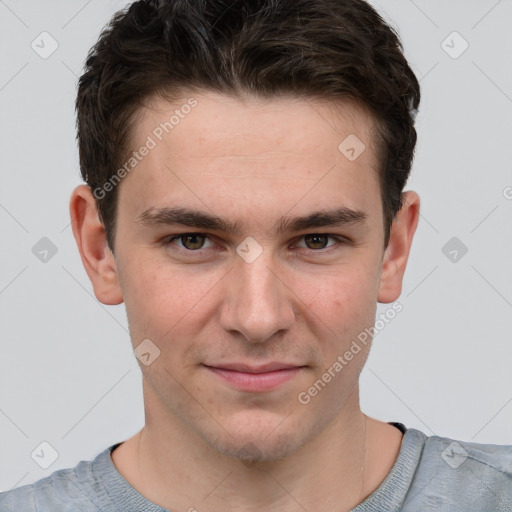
[111,387,403,512]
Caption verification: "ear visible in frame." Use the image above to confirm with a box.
[69,185,124,305]
[377,191,420,303]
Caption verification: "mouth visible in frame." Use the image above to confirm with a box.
[202,362,306,392]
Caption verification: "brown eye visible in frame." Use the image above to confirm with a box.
[179,234,207,250]
[303,234,330,249]
[162,233,216,256]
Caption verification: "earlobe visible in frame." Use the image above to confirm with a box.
[377,191,420,303]
[69,185,124,305]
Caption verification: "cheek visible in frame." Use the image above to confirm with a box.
[118,255,218,344]
[301,263,379,325]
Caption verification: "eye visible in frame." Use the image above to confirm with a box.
[165,233,214,251]
[295,234,342,250]
[162,232,347,256]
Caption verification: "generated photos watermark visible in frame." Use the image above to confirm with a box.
[298,301,403,405]
[93,97,198,200]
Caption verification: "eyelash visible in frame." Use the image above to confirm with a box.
[161,233,349,256]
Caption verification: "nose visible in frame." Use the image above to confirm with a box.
[219,252,296,343]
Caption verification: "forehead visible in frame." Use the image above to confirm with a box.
[118,91,382,225]
[135,91,377,161]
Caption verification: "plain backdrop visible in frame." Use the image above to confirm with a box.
[1,0,511,491]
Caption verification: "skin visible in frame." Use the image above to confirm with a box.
[70,91,419,512]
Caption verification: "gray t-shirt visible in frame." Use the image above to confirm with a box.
[1,423,511,511]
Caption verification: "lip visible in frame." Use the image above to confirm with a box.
[203,363,305,392]
[206,362,301,373]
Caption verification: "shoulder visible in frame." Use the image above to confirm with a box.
[0,445,116,512]
[0,481,38,511]
[404,428,512,510]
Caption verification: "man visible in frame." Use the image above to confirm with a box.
[1,0,510,510]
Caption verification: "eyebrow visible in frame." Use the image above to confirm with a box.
[135,206,367,235]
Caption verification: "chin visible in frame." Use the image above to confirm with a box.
[197,410,314,464]
[212,430,301,464]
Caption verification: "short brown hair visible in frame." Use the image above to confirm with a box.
[76,0,420,251]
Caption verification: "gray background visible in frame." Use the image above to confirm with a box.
[1,0,511,491]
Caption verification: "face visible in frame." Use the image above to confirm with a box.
[108,92,392,461]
